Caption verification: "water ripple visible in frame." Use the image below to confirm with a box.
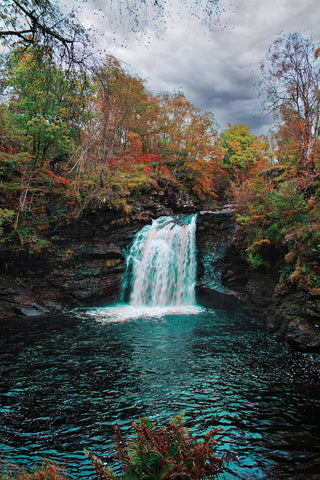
[0,308,320,479]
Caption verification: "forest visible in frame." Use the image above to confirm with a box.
[1,24,320,300]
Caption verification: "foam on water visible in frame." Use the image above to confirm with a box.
[87,303,204,323]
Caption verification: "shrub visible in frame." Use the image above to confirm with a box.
[85,414,236,480]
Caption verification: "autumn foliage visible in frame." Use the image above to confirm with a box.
[85,415,236,480]
[1,33,320,301]
[0,459,70,480]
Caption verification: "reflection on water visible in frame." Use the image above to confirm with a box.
[0,308,320,479]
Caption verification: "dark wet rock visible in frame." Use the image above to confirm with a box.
[47,200,77,217]
[306,299,320,321]
[286,318,320,351]
[0,286,16,296]
[0,283,63,321]
[72,243,125,261]
[14,305,48,316]
[196,208,237,294]
[48,261,124,303]
[196,207,320,352]
[155,179,194,211]
[195,284,241,311]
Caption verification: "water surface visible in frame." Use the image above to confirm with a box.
[1,307,320,479]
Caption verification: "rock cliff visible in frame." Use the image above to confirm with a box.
[0,187,194,320]
[1,202,320,352]
[196,209,320,352]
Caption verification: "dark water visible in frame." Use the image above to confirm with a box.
[1,307,320,479]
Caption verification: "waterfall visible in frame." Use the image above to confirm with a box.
[122,215,197,307]
[87,214,201,321]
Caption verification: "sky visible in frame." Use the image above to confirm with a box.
[79,0,320,136]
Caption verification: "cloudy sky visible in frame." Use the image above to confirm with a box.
[80,0,320,135]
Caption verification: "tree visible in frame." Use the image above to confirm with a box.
[0,0,226,65]
[104,0,226,39]
[0,46,91,235]
[260,32,320,171]
[69,55,160,197]
[0,0,90,66]
[2,47,90,166]
[93,56,159,160]
[220,123,268,184]
[155,92,219,200]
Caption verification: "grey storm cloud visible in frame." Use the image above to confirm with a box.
[80,0,320,135]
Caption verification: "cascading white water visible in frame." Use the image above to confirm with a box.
[123,215,197,307]
[88,214,202,321]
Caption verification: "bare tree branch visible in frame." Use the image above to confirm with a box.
[0,0,90,66]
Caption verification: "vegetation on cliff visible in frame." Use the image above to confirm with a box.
[0,4,320,479]
[0,45,226,252]
[234,33,320,299]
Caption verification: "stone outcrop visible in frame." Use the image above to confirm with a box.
[196,208,320,352]
[0,217,141,318]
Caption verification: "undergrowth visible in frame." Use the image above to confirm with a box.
[85,414,236,480]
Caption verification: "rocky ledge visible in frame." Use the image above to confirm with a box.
[196,209,320,352]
